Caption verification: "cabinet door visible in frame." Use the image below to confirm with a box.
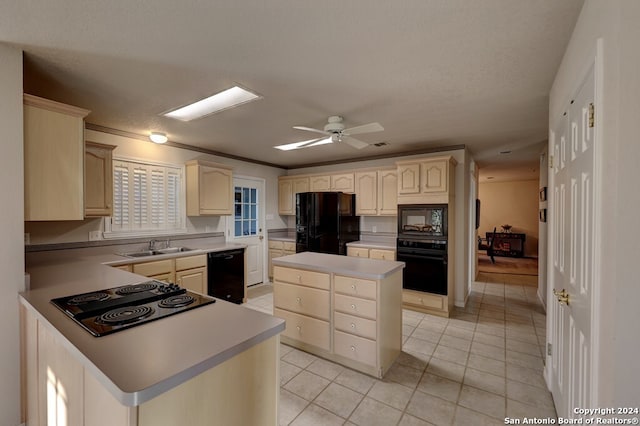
[85,141,115,217]
[278,178,294,215]
[268,249,284,279]
[369,249,396,261]
[354,171,378,215]
[309,175,330,191]
[421,159,448,193]
[292,177,310,195]
[149,272,175,284]
[331,173,355,193]
[397,163,421,194]
[199,166,233,214]
[377,169,398,215]
[176,267,206,294]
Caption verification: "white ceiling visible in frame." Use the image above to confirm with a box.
[1,0,583,174]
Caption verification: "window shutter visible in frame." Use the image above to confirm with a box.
[151,168,165,226]
[167,169,181,227]
[113,162,129,229]
[133,166,148,227]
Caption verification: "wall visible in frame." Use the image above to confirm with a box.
[549,0,640,407]
[0,44,24,426]
[478,179,539,257]
[25,129,289,244]
[537,148,548,309]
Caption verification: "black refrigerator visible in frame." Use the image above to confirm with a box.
[296,192,360,255]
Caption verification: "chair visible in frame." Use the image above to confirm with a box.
[487,227,497,264]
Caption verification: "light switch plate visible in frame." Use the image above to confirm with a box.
[89,231,102,241]
[372,226,377,233]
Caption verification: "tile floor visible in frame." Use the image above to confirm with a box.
[245,280,556,426]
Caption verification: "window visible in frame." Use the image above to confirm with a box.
[106,159,185,236]
[234,186,257,237]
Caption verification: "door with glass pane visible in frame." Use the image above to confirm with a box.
[228,177,265,286]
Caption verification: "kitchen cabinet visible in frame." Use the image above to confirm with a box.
[85,141,116,217]
[354,169,397,216]
[330,173,355,193]
[133,259,175,283]
[23,94,90,221]
[268,240,295,279]
[278,176,309,215]
[396,156,456,204]
[309,175,331,191]
[186,160,233,216]
[347,245,396,261]
[124,254,207,291]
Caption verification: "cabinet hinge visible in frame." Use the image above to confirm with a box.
[549,155,554,169]
[547,342,552,356]
[588,103,595,128]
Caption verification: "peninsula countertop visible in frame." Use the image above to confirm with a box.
[272,251,404,279]
[21,245,285,407]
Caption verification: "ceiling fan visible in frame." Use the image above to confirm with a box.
[292,116,384,150]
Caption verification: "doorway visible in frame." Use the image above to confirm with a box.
[227,176,266,286]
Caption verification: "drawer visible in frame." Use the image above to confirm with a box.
[283,241,296,252]
[268,240,284,249]
[274,308,330,351]
[133,259,173,276]
[334,294,377,320]
[113,264,132,272]
[369,249,396,261]
[175,254,206,271]
[334,311,377,340]
[402,291,444,310]
[346,247,369,258]
[334,275,377,300]
[274,282,330,320]
[273,266,330,290]
[334,330,376,367]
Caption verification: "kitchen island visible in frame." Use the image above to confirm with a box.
[21,256,284,426]
[272,252,404,378]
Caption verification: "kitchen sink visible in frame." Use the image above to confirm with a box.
[120,247,194,258]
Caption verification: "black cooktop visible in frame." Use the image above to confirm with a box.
[51,280,216,337]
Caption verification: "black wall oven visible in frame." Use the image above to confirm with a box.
[397,204,449,295]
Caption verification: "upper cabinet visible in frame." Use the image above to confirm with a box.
[396,156,456,204]
[84,141,116,217]
[354,168,397,216]
[185,160,233,216]
[330,173,354,193]
[24,94,90,221]
[378,168,398,215]
[278,176,309,215]
[309,175,331,192]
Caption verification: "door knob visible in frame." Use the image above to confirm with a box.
[553,288,570,305]
[259,235,264,240]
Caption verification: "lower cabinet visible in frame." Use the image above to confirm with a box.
[273,265,402,378]
[346,245,396,261]
[268,240,295,279]
[119,254,207,294]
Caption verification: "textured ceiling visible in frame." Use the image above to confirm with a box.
[1,0,583,175]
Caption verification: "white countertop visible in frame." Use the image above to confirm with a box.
[272,252,404,279]
[346,241,396,250]
[21,242,284,406]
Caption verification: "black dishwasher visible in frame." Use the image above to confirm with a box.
[207,249,245,304]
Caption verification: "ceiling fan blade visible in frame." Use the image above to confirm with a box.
[293,126,330,136]
[298,136,330,148]
[342,136,370,149]
[343,122,384,135]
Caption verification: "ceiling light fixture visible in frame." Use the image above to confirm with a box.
[149,132,168,144]
[274,137,333,151]
[164,85,262,121]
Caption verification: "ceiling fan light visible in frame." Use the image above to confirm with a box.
[149,132,168,144]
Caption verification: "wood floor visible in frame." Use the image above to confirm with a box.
[477,251,538,286]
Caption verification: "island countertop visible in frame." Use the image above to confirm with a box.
[20,256,285,407]
[272,251,404,279]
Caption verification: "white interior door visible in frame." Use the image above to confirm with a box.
[227,177,265,286]
[548,63,596,416]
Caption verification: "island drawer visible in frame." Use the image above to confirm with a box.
[334,330,376,367]
[334,275,377,300]
[334,294,377,320]
[175,254,206,271]
[273,266,330,290]
[274,282,330,320]
[402,290,444,310]
[133,259,173,276]
[334,311,377,340]
[274,308,330,351]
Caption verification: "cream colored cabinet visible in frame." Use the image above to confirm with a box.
[347,247,370,258]
[268,240,295,278]
[354,169,397,216]
[309,175,331,191]
[23,94,90,221]
[347,245,396,261]
[186,160,233,216]
[330,173,355,193]
[278,176,309,215]
[175,254,207,294]
[85,141,116,217]
[396,156,456,204]
[133,259,175,283]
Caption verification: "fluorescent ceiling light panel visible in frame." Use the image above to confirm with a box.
[274,137,332,151]
[164,86,261,121]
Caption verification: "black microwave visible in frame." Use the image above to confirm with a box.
[397,204,448,238]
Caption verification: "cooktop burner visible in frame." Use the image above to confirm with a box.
[51,280,215,337]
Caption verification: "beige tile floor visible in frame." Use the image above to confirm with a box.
[245,280,555,426]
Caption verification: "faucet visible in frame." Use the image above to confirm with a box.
[148,239,157,251]
[165,239,170,249]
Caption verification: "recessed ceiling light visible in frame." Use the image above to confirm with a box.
[149,132,168,144]
[274,137,332,151]
[164,85,262,121]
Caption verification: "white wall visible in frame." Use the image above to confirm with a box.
[0,43,25,426]
[25,129,289,244]
[537,148,548,309]
[549,0,640,406]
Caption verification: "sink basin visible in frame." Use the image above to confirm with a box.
[120,247,194,258]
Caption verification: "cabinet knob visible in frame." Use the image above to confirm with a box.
[351,284,356,290]
[351,304,356,310]
[296,297,301,304]
[296,326,301,332]
[419,298,423,303]
[350,323,356,329]
[350,346,356,352]
[297,275,301,282]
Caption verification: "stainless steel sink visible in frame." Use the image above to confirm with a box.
[120,247,193,258]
